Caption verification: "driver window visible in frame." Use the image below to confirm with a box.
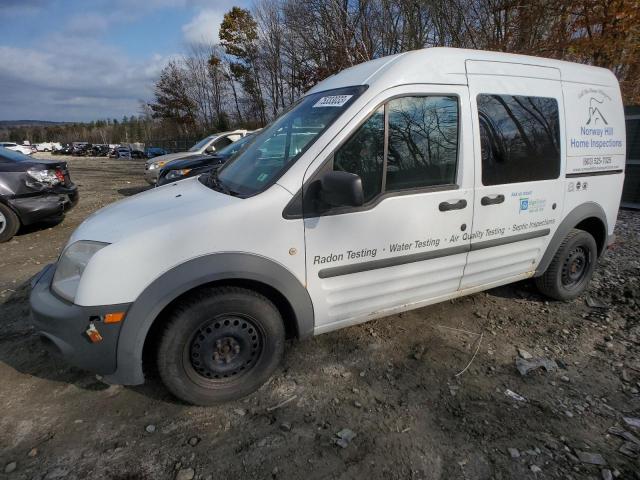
[213,137,233,150]
[332,106,384,202]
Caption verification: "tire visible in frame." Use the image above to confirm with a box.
[0,203,20,243]
[535,228,597,301]
[157,287,285,405]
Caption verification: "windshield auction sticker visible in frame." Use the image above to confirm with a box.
[313,95,353,108]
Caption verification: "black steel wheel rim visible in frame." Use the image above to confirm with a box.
[561,246,589,288]
[187,315,263,382]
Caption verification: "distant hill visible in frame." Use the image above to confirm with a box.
[0,120,71,127]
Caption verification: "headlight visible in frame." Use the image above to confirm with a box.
[149,161,166,170]
[52,241,109,302]
[166,168,191,180]
[27,167,62,186]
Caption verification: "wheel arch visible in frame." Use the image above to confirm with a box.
[105,253,314,385]
[535,202,608,277]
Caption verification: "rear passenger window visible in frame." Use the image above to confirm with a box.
[386,96,458,190]
[478,94,560,185]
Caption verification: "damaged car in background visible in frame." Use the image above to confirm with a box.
[0,147,78,242]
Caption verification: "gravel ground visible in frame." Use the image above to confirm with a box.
[0,154,639,479]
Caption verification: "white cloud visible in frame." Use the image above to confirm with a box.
[0,41,176,121]
[182,9,225,45]
[0,0,251,120]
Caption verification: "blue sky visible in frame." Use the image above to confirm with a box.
[0,0,250,122]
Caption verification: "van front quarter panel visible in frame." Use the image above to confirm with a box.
[107,253,314,385]
[71,180,304,306]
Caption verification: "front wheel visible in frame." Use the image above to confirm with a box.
[157,287,285,405]
[535,229,597,301]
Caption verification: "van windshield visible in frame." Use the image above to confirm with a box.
[213,86,365,197]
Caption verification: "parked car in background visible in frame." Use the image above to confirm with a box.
[111,146,131,159]
[130,149,146,159]
[0,147,78,242]
[71,142,90,156]
[53,144,72,155]
[36,142,62,152]
[144,147,167,159]
[144,130,250,185]
[90,144,110,156]
[0,142,33,155]
[157,133,256,186]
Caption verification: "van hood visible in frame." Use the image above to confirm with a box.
[70,176,238,244]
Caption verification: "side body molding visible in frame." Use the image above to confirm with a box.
[105,253,314,385]
[534,202,608,277]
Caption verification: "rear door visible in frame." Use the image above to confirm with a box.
[462,61,565,289]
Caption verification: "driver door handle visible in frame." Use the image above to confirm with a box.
[439,199,467,211]
[481,194,505,206]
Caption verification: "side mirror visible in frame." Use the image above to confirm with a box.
[205,145,215,154]
[318,170,364,208]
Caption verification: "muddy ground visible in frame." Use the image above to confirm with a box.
[1,154,639,480]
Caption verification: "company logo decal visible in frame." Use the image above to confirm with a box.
[514,191,546,214]
[586,96,608,126]
[569,88,622,152]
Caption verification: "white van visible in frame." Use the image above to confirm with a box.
[36,142,62,152]
[30,48,626,405]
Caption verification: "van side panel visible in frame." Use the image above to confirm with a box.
[560,80,626,237]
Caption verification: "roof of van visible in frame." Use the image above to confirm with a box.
[308,47,618,95]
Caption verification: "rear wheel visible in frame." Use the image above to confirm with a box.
[0,203,20,243]
[535,229,597,300]
[157,287,285,405]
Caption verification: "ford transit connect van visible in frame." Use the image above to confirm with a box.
[30,48,625,405]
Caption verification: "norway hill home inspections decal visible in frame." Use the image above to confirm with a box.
[564,84,625,174]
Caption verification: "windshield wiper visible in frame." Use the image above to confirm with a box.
[206,168,240,197]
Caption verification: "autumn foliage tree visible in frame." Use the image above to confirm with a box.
[220,7,266,126]
[149,61,197,135]
[144,0,640,133]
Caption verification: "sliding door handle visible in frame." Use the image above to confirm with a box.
[481,194,505,206]
[439,199,467,211]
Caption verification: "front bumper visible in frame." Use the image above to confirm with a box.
[30,264,131,376]
[11,187,79,226]
[144,166,158,185]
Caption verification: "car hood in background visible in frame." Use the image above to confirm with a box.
[145,152,200,167]
[69,177,238,244]
[163,154,220,170]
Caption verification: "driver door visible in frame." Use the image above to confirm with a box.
[303,85,474,334]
